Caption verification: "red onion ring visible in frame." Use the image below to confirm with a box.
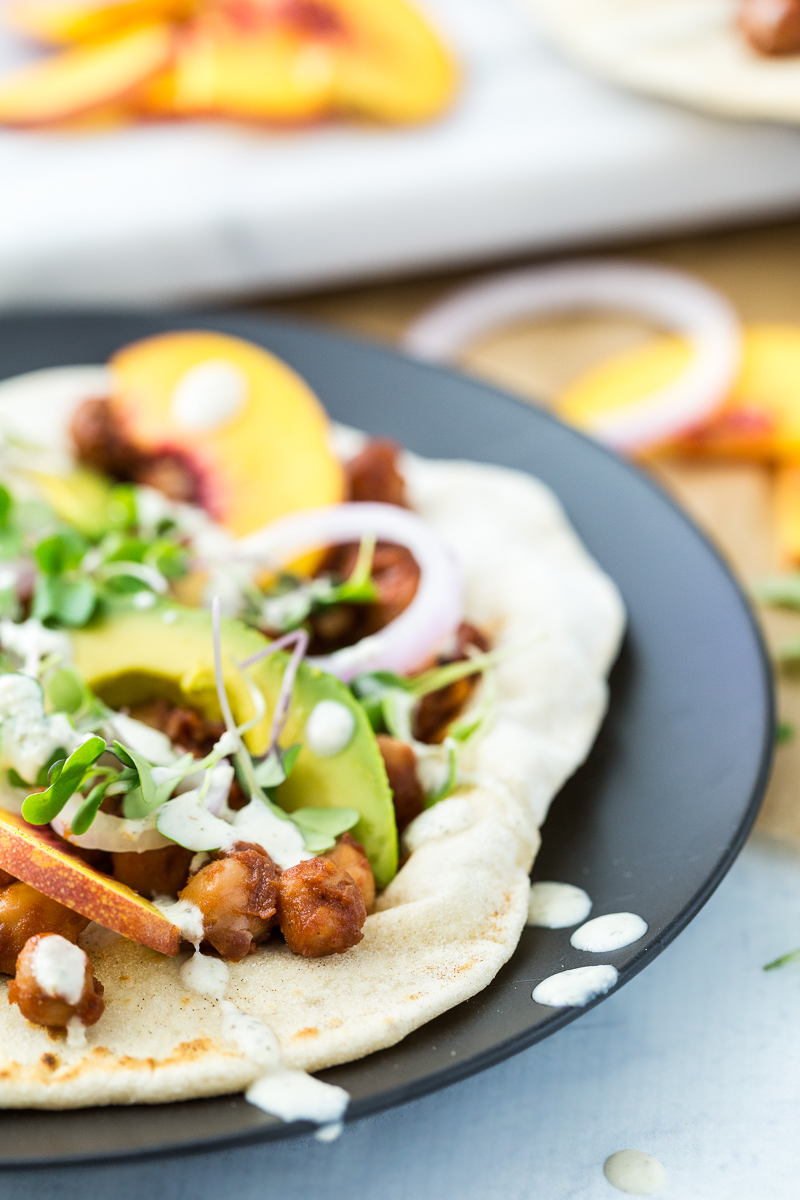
[403,260,742,453]
[234,503,464,682]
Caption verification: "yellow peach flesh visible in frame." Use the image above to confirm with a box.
[110,330,344,539]
[0,23,175,127]
[0,810,181,955]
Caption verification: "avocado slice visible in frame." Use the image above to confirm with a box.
[32,469,115,539]
[70,604,398,888]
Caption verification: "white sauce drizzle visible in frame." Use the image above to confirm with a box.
[109,713,176,766]
[180,952,229,1001]
[0,618,71,679]
[603,1150,668,1195]
[220,1001,350,1127]
[66,1017,88,1050]
[305,701,356,758]
[0,671,79,789]
[30,936,86,1006]
[527,881,592,929]
[570,912,648,953]
[314,1121,344,1143]
[171,360,247,432]
[532,965,618,1008]
[153,897,205,948]
[402,797,473,855]
[231,800,310,869]
[246,1070,349,1126]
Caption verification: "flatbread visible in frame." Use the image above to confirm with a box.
[527,0,800,124]
[0,399,624,1108]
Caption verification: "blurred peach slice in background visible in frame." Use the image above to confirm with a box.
[4,0,195,44]
[0,22,174,126]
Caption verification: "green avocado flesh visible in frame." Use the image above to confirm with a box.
[70,604,398,888]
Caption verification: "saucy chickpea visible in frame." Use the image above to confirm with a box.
[324,832,375,912]
[8,934,104,1030]
[0,883,89,976]
[179,844,280,962]
[278,857,366,957]
[112,845,193,899]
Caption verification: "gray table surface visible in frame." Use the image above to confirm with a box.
[2,833,799,1199]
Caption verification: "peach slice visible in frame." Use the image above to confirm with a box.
[0,23,175,127]
[0,809,181,955]
[109,330,345,538]
[5,0,193,46]
[139,13,336,120]
[328,0,457,124]
[671,325,800,462]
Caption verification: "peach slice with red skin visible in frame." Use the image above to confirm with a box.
[327,0,458,124]
[109,330,345,539]
[0,23,175,127]
[5,0,194,45]
[140,11,337,120]
[0,809,181,955]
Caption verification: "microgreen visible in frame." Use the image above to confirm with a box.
[776,721,795,745]
[288,806,359,853]
[764,948,800,971]
[754,574,800,609]
[21,735,106,824]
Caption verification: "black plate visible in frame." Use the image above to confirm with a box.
[0,311,773,1169]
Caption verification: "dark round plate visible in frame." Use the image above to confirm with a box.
[0,311,772,1169]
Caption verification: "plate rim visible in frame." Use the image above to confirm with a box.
[0,309,775,1170]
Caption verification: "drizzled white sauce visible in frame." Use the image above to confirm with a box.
[220,1000,281,1068]
[570,912,647,953]
[66,1017,88,1049]
[109,713,176,766]
[402,797,473,854]
[532,965,618,1007]
[31,936,86,1005]
[0,618,71,679]
[0,671,78,787]
[180,952,229,1001]
[305,701,356,758]
[231,800,310,869]
[153,898,205,947]
[171,361,247,432]
[527,881,592,929]
[220,1001,350,1127]
[603,1150,668,1195]
[246,1069,350,1125]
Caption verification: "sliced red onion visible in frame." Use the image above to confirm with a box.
[240,628,309,757]
[403,260,742,453]
[51,796,172,853]
[234,503,464,682]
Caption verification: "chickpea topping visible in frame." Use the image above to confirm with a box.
[112,845,193,900]
[0,883,89,976]
[324,832,375,912]
[8,934,104,1030]
[376,735,424,833]
[179,844,280,962]
[278,857,366,957]
[740,0,800,53]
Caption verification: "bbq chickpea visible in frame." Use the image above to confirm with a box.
[179,844,280,962]
[112,844,193,899]
[278,857,367,957]
[323,833,375,912]
[0,883,89,976]
[9,934,104,1030]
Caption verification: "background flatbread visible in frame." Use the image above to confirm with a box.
[527,0,800,124]
[0,452,624,1108]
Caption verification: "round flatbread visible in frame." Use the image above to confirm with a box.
[527,0,800,124]
[0,372,625,1109]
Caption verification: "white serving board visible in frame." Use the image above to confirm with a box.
[3,0,800,306]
